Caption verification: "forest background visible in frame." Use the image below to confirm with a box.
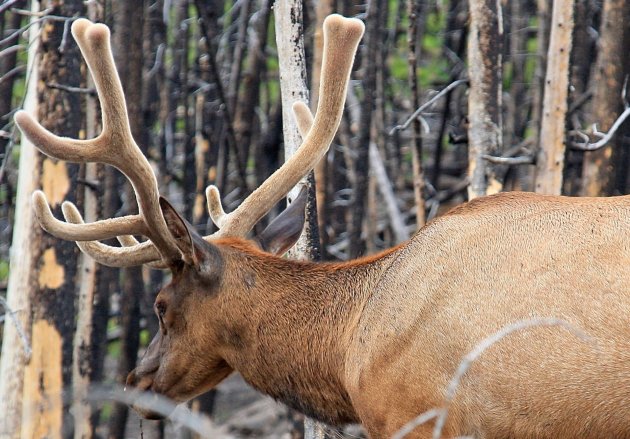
[0,0,629,437]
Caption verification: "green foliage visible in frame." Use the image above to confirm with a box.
[0,260,9,282]
[139,328,151,346]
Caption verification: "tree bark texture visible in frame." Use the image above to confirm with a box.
[274,0,320,261]
[273,4,323,439]
[0,4,40,437]
[407,0,427,227]
[71,7,101,439]
[12,1,86,437]
[108,2,146,437]
[534,0,575,195]
[467,0,504,199]
[581,0,630,196]
[348,0,383,258]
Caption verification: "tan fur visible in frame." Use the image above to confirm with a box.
[127,192,630,438]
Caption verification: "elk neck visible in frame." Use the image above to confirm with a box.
[211,237,402,425]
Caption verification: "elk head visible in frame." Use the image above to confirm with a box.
[15,14,364,418]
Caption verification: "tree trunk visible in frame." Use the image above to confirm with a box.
[0,4,40,437]
[534,0,575,195]
[581,0,630,196]
[407,0,426,228]
[348,0,383,258]
[108,1,146,437]
[274,3,323,438]
[72,6,102,438]
[467,0,504,199]
[311,0,333,255]
[9,1,86,437]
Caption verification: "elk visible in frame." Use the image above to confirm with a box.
[15,13,630,439]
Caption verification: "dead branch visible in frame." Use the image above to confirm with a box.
[481,154,534,165]
[0,64,24,85]
[389,79,468,135]
[432,317,592,439]
[0,44,23,59]
[46,82,96,95]
[0,0,21,15]
[0,15,72,47]
[369,142,410,242]
[571,105,630,151]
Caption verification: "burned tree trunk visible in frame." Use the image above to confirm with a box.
[1,1,86,437]
[108,1,146,437]
[0,6,39,437]
[72,4,104,437]
[534,0,575,195]
[467,0,504,199]
[348,0,383,257]
[407,0,426,227]
[581,0,630,196]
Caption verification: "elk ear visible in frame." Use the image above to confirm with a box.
[257,186,308,255]
[159,197,209,266]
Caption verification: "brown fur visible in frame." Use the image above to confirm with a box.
[127,191,630,438]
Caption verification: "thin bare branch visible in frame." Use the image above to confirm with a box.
[389,79,468,135]
[481,154,534,165]
[46,81,96,95]
[570,105,630,151]
[0,0,20,15]
[391,408,444,439]
[0,64,25,85]
[432,318,592,439]
[0,15,72,47]
[0,44,23,59]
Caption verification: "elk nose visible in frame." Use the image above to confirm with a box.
[125,369,139,388]
[125,368,155,392]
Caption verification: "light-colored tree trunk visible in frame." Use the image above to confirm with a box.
[21,0,86,435]
[2,1,86,437]
[0,4,40,437]
[467,0,504,199]
[534,0,575,195]
[311,0,333,251]
[71,7,101,438]
[274,3,324,438]
[581,0,630,196]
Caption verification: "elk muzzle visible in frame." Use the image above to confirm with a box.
[125,334,171,419]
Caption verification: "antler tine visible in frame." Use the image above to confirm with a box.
[208,15,364,238]
[205,185,228,229]
[32,191,146,240]
[16,18,181,265]
[293,101,315,136]
[61,202,166,267]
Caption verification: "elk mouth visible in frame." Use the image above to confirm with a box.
[125,369,175,420]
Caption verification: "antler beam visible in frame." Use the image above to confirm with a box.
[207,14,364,238]
[17,14,364,267]
[16,19,181,265]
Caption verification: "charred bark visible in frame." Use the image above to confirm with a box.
[467,0,504,199]
[581,0,630,196]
